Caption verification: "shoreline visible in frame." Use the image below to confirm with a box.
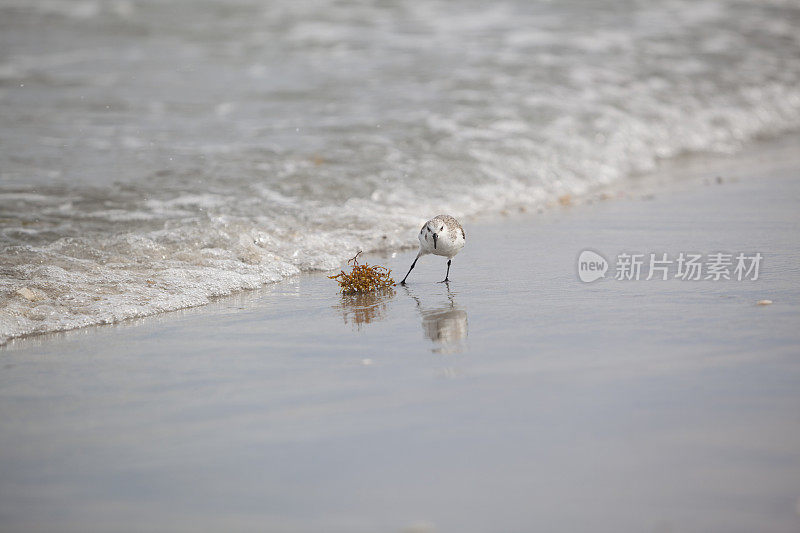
[3,133,800,348]
[1,135,798,531]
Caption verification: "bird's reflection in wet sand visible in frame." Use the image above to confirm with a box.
[333,288,396,330]
[404,282,468,353]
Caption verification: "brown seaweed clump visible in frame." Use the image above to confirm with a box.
[329,251,395,294]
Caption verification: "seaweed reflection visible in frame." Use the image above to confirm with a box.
[333,288,396,330]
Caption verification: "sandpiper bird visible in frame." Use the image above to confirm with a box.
[400,214,465,284]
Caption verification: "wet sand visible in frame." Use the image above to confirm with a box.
[1,139,800,532]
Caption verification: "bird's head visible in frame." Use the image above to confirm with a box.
[429,221,444,249]
[419,219,447,251]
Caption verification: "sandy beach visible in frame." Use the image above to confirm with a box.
[2,1,800,531]
[1,137,799,532]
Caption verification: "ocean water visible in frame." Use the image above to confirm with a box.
[1,0,799,343]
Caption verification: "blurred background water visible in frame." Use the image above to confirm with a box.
[1,0,799,342]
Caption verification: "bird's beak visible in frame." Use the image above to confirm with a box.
[433,233,438,249]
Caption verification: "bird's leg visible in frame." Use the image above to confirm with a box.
[400,253,420,285]
[439,259,451,283]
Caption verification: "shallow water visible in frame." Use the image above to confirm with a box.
[2,158,799,532]
[2,0,800,341]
